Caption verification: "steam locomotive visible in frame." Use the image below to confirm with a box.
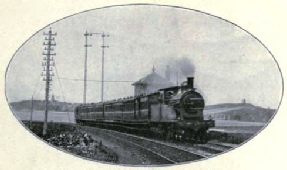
[75,77,214,142]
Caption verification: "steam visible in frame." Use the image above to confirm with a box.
[176,57,195,77]
[160,56,196,85]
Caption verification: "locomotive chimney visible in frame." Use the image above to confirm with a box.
[187,77,194,88]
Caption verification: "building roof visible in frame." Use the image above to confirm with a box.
[132,71,174,87]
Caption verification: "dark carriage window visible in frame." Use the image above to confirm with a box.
[99,106,103,112]
[88,107,93,112]
[141,102,147,109]
[83,108,88,113]
[129,103,133,111]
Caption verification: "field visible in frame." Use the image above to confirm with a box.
[208,120,265,143]
[211,119,264,133]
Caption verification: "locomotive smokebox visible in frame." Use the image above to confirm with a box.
[187,77,194,88]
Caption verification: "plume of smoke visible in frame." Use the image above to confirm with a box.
[176,57,195,77]
[158,56,195,85]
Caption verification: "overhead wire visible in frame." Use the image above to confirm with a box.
[27,73,43,120]
[32,73,43,97]
[36,82,45,100]
[54,61,71,123]
[58,77,135,82]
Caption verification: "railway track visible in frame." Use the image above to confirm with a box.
[207,141,237,150]
[25,121,237,165]
[80,126,208,164]
[193,144,228,154]
[155,140,237,158]
[192,142,237,156]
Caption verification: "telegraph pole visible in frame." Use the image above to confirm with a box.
[83,31,108,104]
[176,71,179,86]
[101,32,109,104]
[42,28,56,137]
[82,31,108,119]
[83,31,92,104]
[29,96,34,129]
[101,32,109,119]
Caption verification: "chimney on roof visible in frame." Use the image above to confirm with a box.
[152,65,156,73]
[165,65,171,81]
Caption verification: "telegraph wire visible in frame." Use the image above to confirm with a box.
[34,81,45,100]
[32,74,43,97]
[54,62,71,123]
[58,77,135,82]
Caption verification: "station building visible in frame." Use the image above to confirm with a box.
[132,66,174,96]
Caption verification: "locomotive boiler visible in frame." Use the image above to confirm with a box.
[75,77,214,142]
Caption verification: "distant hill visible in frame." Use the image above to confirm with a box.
[10,100,275,123]
[205,103,254,110]
[204,103,275,123]
[9,100,80,112]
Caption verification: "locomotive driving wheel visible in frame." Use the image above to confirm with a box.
[174,128,185,142]
[195,129,208,144]
[165,130,174,140]
[165,125,176,140]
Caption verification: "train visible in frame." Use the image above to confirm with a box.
[75,77,215,142]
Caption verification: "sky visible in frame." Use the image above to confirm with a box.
[5,5,282,109]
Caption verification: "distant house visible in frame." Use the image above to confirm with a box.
[132,66,174,96]
[203,103,275,123]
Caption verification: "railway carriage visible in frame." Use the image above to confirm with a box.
[75,77,215,142]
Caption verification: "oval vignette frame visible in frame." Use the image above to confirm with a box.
[4,3,284,167]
